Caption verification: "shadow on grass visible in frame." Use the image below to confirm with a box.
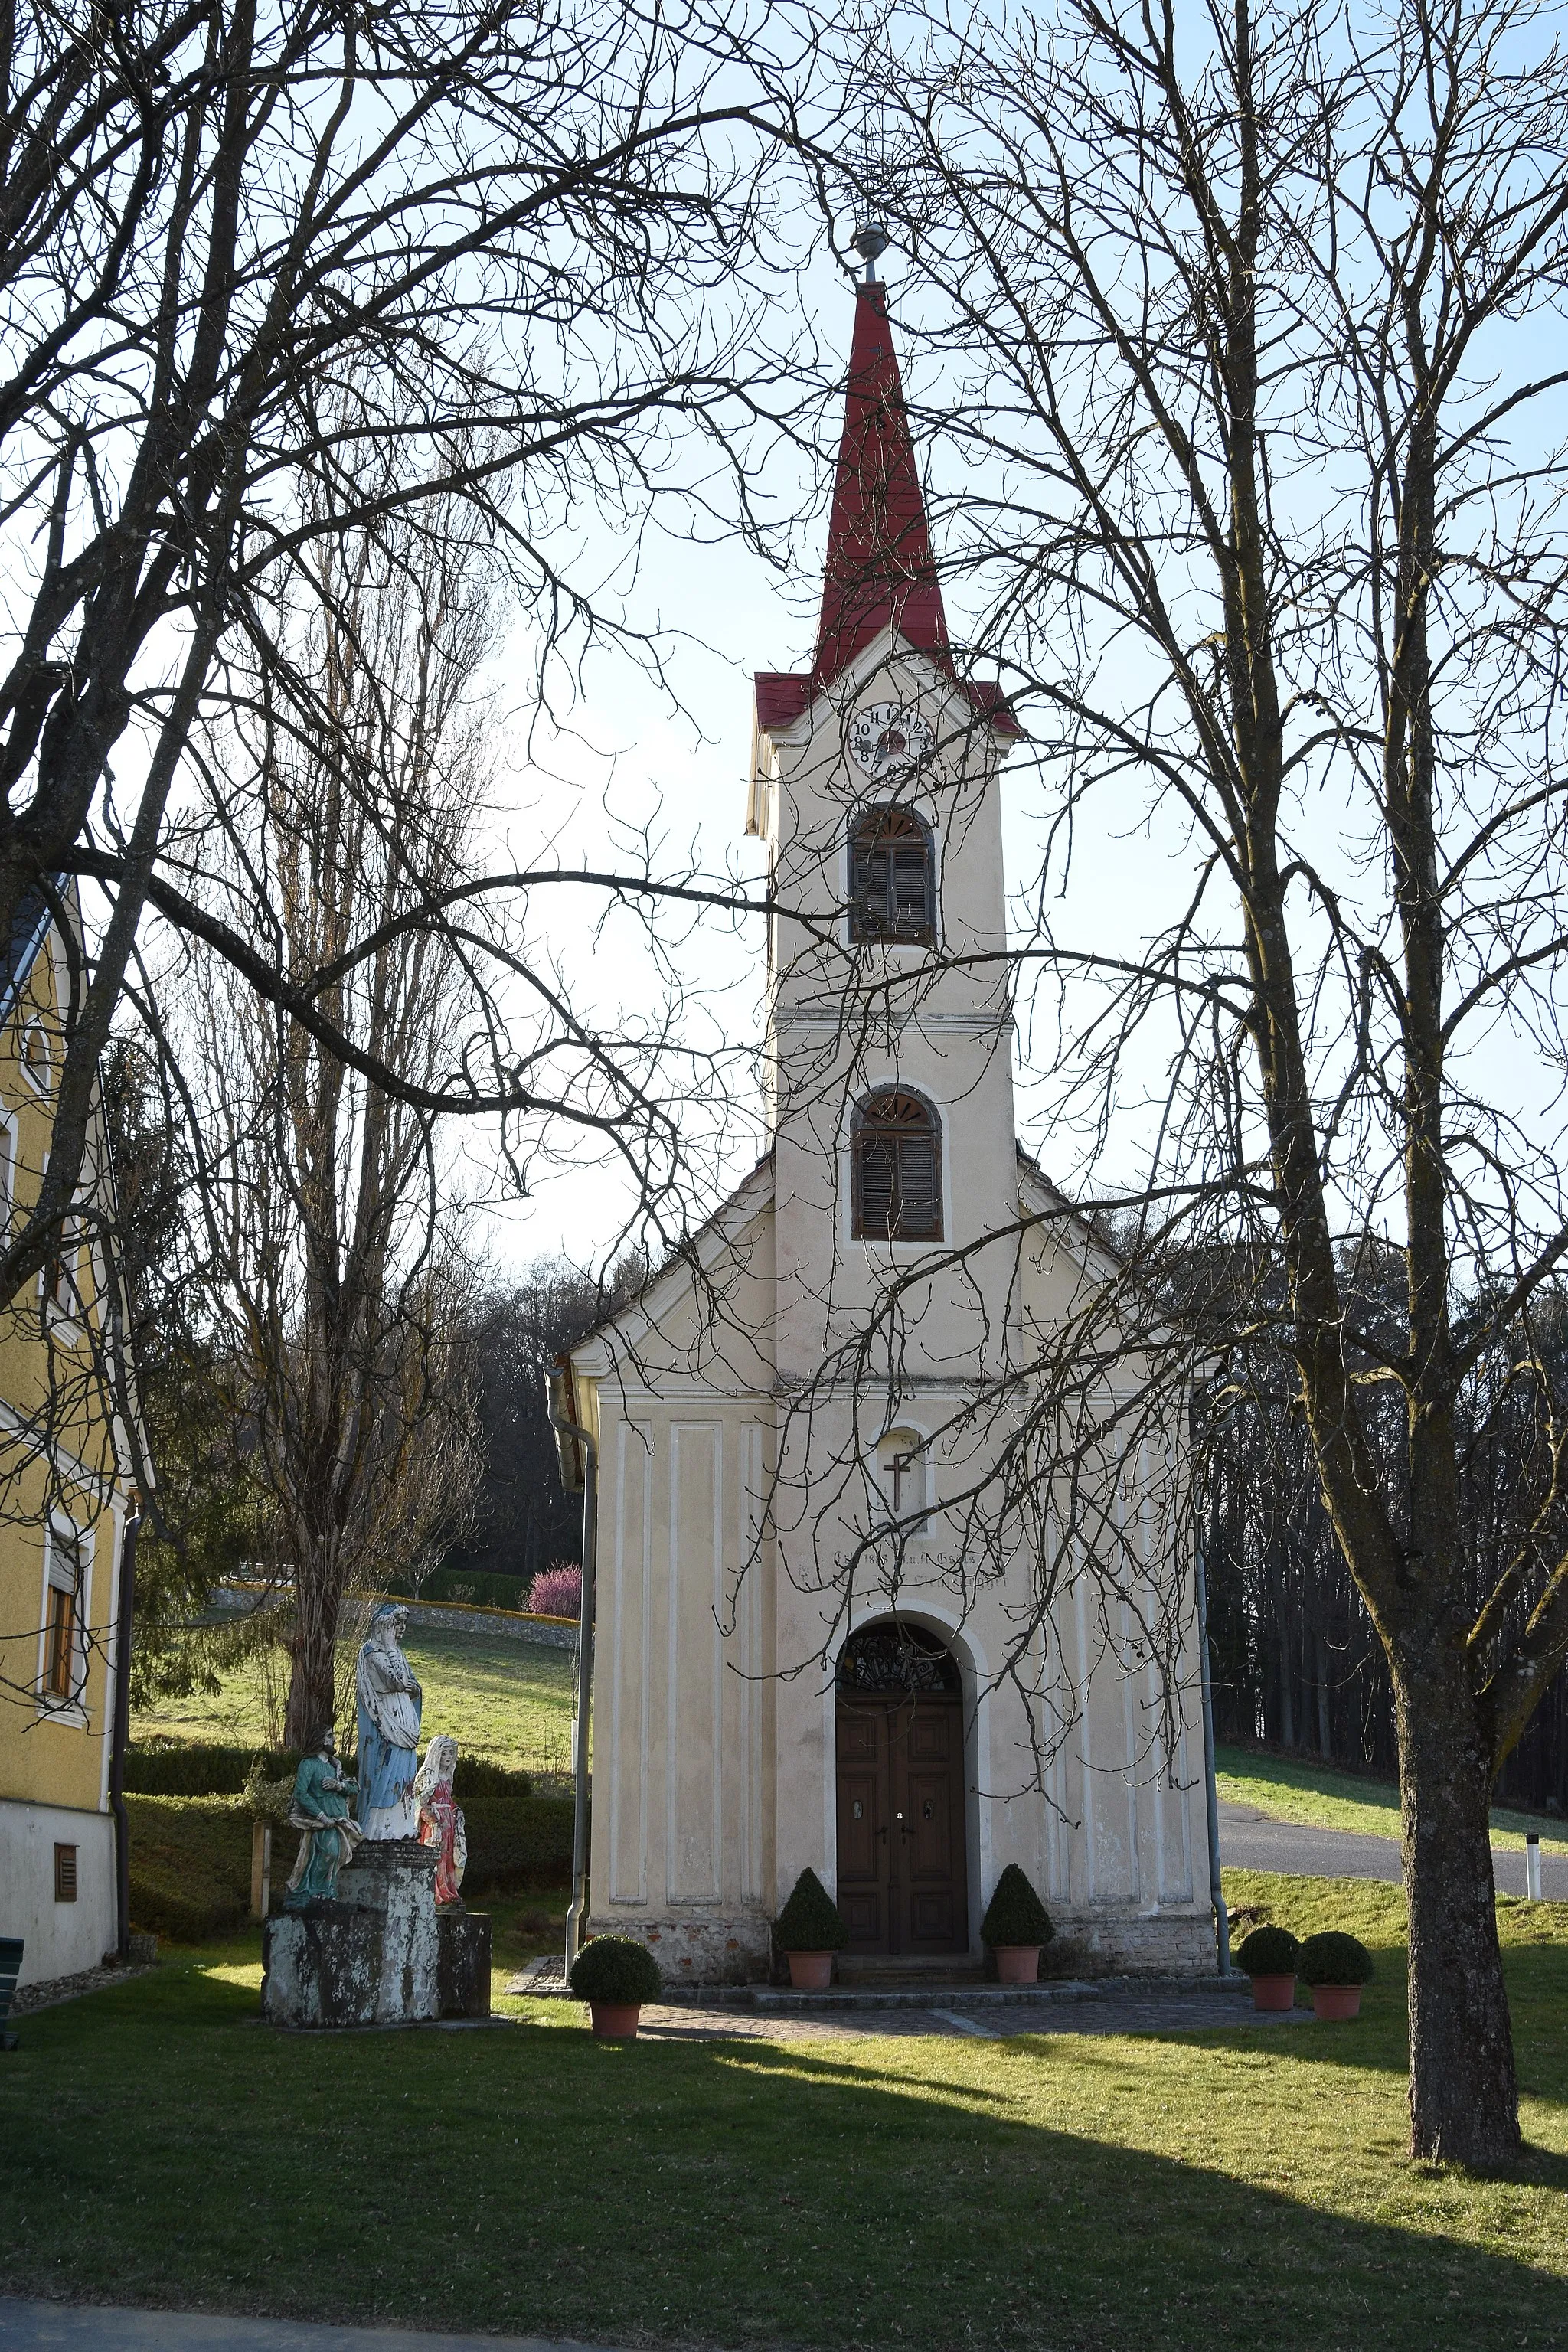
[1,1953,1565,2352]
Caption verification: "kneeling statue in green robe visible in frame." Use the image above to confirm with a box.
[283,1726,364,1907]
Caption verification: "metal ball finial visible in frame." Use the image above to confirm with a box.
[852,220,890,283]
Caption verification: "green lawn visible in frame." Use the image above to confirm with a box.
[4,1872,1566,2350]
[131,1624,577,1779]
[1217,1741,1568,1854]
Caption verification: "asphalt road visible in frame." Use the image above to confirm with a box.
[0,2305,619,2352]
[1218,1798,1568,1899]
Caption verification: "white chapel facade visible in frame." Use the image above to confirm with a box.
[567,276,1214,1983]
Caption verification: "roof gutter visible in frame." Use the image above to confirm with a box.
[1194,1543,1232,1978]
[545,1357,597,1983]
[109,1498,141,1962]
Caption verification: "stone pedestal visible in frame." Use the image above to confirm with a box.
[436,1907,492,2019]
[262,1840,439,2028]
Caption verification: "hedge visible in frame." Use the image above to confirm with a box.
[459,1792,575,1895]
[123,1743,532,1802]
[124,1786,574,1939]
[126,1795,254,1944]
[384,1567,542,1612]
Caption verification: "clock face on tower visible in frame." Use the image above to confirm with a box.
[849,701,936,779]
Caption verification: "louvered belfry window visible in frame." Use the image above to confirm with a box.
[848,805,936,944]
[852,1089,942,1241]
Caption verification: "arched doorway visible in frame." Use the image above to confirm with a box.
[835,1622,969,1955]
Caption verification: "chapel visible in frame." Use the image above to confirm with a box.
[566,258,1214,1983]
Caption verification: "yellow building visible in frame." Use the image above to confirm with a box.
[0,885,142,1986]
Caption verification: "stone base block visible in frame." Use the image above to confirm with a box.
[1047,1909,1217,1978]
[589,1913,773,1986]
[262,1839,439,2027]
[586,1906,1216,1987]
[437,1909,492,2017]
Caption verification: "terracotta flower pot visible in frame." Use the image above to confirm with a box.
[993,1945,1041,1984]
[1309,1984,1362,2021]
[1249,1972,1296,2011]
[786,1950,834,1990]
[589,2001,642,2037]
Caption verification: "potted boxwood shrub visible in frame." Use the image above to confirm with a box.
[775,1867,849,1988]
[1234,1924,1302,2011]
[1298,1930,1374,2021]
[568,1934,663,2037]
[979,1864,1054,1983]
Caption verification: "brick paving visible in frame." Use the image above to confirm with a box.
[507,1967,1313,2041]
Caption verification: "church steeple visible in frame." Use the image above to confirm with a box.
[813,282,949,688]
[751,263,1019,775]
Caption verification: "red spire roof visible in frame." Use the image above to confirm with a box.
[813,283,949,684]
[753,285,1021,744]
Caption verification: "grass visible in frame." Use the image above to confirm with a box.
[1217,1741,1568,1854]
[4,1871,1566,2350]
[131,1623,578,1779]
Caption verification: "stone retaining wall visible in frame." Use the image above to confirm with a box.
[211,1583,579,1650]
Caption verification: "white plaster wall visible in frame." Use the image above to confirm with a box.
[585,1374,779,1980]
[765,640,1024,1392]
[573,633,1214,1982]
[0,1799,116,1984]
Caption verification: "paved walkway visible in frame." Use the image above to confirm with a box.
[1217,1800,1568,1897]
[626,1984,1307,2040]
[0,2303,619,2352]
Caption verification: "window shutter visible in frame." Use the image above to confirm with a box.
[850,835,878,939]
[54,1843,77,1902]
[856,1134,898,1236]
[853,1090,942,1240]
[889,844,931,939]
[895,1135,939,1238]
[848,809,935,944]
[45,1585,75,1698]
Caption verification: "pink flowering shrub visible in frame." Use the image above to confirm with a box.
[528,1563,582,1619]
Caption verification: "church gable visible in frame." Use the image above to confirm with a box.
[570,1152,776,1396]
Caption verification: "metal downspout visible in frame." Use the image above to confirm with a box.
[545,1367,598,1982]
[109,1501,141,1962]
[1194,1544,1231,1976]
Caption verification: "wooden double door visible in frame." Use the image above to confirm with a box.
[835,1694,969,1955]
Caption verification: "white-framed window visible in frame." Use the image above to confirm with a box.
[38,1515,90,1718]
[18,1017,50,1095]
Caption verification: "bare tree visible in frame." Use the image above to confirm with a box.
[802,0,1568,2161]
[0,0,795,1310]
[143,495,494,1744]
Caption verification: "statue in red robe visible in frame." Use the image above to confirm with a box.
[413,1733,467,1908]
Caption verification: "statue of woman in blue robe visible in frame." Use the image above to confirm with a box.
[354,1603,423,1838]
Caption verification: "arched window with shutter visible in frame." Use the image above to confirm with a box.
[848,805,936,945]
[851,1089,942,1241]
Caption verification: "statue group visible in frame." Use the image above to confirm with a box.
[264,1597,490,2027]
[282,1602,467,1911]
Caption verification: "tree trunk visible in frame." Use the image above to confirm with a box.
[284,1559,342,1751]
[1316,1634,1331,1761]
[1393,1642,1520,2165]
